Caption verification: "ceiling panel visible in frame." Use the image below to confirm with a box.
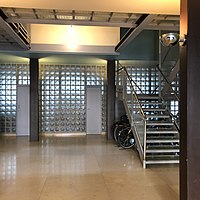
[0,7,180,51]
[1,7,179,30]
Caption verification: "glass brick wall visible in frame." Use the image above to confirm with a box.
[117,64,159,95]
[0,64,29,134]
[0,62,107,134]
[39,64,107,133]
[117,63,179,118]
[126,65,159,94]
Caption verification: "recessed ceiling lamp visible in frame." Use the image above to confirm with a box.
[66,25,78,49]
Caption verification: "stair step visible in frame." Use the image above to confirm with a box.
[128,108,166,112]
[143,108,166,112]
[138,95,160,100]
[146,160,179,165]
[146,154,179,164]
[147,135,179,140]
[147,130,178,134]
[146,115,170,119]
[146,145,179,153]
[147,122,174,126]
[146,154,179,160]
[146,149,179,153]
[130,102,163,106]
[146,139,179,143]
[140,102,163,106]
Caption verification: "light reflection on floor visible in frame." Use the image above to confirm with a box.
[0,135,179,200]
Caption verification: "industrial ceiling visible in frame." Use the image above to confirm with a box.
[0,7,180,51]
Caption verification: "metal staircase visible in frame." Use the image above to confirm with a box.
[137,95,179,165]
[117,64,180,168]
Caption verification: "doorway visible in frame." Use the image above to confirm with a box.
[86,87,101,134]
[16,85,30,136]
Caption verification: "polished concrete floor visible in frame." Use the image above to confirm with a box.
[0,135,179,200]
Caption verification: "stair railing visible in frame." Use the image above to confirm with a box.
[117,63,147,168]
[155,65,180,129]
[156,64,180,101]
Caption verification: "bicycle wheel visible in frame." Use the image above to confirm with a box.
[113,124,124,143]
[118,127,135,149]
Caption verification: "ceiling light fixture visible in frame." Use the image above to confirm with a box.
[160,33,187,47]
[66,25,78,49]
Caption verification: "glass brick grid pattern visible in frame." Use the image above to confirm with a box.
[0,64,29,133]
[118,64,179,118]
[170,100,179,117]
[171,73,179,95]
[39,64,107,133]
[122,65,159,95]
[160,69,179,118]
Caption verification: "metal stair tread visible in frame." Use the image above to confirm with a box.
[147,135,179,139]
[146,155,179,163]
[129,102,162,106]
[146,139,179,143]
[147,144,179,148]
[137,95,160,100]
[145,114,170,118]
[128,108,166,112]
[141,102,163,105]
[145,160,179,164]
[146,154,179,159]
[146,149,179,153]
[146,145,179,153]
[147,130,178,134]
[143,108,166,111]
[147,122,174,126]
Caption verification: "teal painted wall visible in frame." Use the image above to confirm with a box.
[118,30,159,60]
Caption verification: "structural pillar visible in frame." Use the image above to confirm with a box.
[107,60,116,140]
[30,58,39,141]
[180,0,200,199]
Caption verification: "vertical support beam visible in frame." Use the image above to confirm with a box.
[158,30,162,98]
[180,0,188,199]
[180,0,200,199]
[107,60,116,140]
[30,58,39,141]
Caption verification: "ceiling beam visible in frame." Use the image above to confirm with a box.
[145,24,179,31]
[0,16,30,50]
[115,14,156,52]
[6,17,137,28]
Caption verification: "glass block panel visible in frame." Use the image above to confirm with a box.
[117,62,179,124]
[39,64,107,134]
[119,65,159,95]
[0,63,29,134]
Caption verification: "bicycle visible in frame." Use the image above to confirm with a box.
[118,126,135,149]
[113,123,135,149]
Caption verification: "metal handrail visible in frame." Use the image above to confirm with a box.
[118,64,147,167]
[124,68,146,119]
[156,64,180,102]
[117,64,144,95]
[118,63,145,119]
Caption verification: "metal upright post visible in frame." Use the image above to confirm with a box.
[30,58,39,141]
[158,30,162,99]
[107,60,116,140]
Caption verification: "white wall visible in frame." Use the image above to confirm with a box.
[31,25,120,46]
[30,24,120,54]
